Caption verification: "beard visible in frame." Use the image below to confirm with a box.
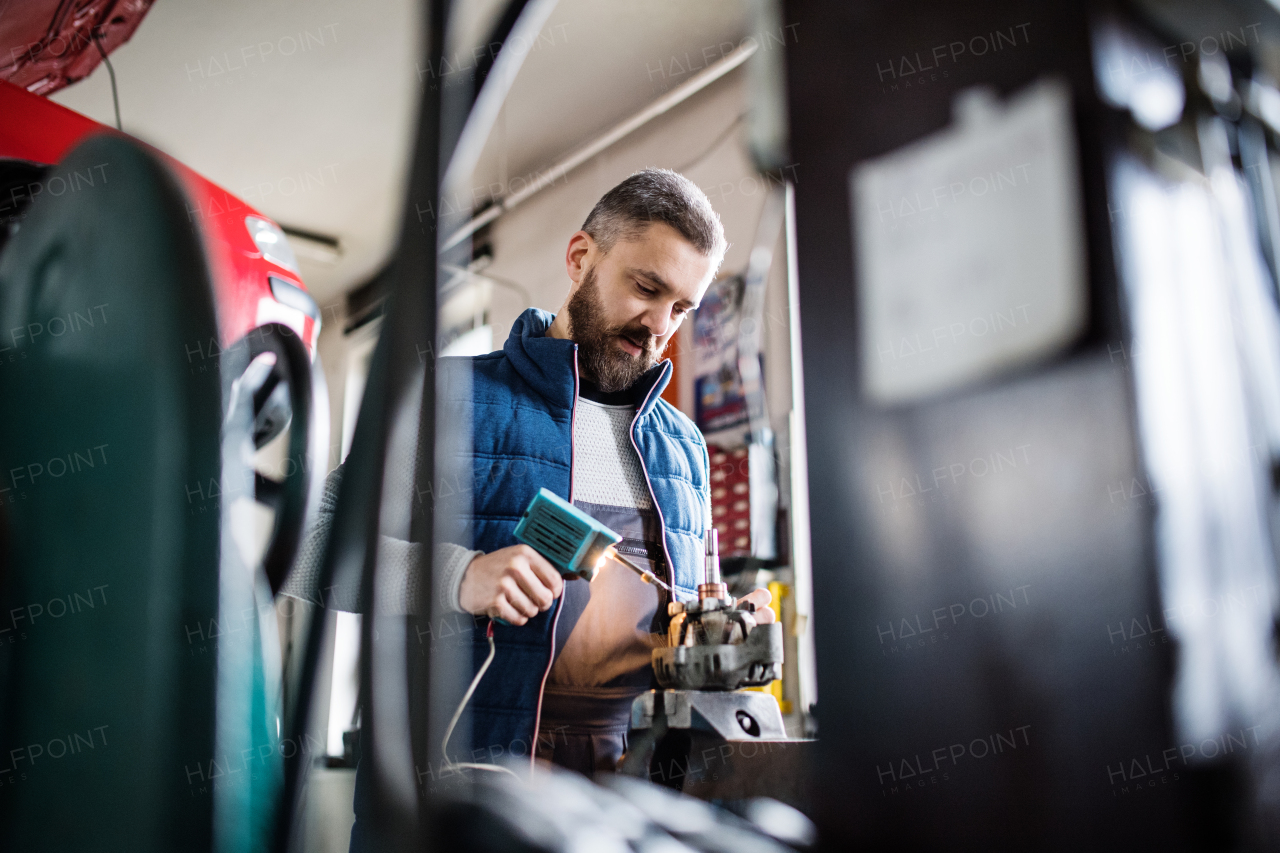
[566,265,662,393]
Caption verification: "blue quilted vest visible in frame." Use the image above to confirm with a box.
[437,307,709,761]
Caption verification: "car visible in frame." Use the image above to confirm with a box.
[0,78,322,360]
[1,18,327,591]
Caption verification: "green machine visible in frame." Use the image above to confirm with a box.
[0,136,321,853]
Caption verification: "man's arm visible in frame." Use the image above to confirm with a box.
[282,464,563,621]
[436,542,481,613]
[280,465,359,610]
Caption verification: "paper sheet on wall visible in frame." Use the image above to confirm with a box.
[851,78,1087,404]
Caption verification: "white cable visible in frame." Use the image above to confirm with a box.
[441,628,519,779]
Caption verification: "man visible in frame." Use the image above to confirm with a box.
[296,170,775,849]
[430,167,773,775]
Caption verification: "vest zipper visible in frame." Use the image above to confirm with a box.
[530,345,576,768]
[630,375,677,604]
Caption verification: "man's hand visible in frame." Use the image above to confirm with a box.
[740,587,777,624]
[459,545,564,625]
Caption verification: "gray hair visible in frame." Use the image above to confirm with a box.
[582,168,727,270]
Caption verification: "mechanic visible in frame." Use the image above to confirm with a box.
[431,167,774,776]
[291,168,775,847]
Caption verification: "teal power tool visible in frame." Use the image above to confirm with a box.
[442,491,673,764]
[514,488,671,591]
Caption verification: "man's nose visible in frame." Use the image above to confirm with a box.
[640,304,672,339]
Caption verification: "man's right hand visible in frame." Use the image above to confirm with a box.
[458,544,564,625]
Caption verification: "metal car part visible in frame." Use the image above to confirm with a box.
[655,609,783,691]
[631,690,787,741]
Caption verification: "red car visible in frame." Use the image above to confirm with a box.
[1,6,325,589]
[0,79,321,358]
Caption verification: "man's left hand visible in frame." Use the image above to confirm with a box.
[740,587,776,624]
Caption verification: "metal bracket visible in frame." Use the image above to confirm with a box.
[631,689,787,741]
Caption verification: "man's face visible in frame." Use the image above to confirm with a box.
[566,222,716,392]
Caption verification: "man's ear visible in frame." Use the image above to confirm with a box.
[565,231,593,285]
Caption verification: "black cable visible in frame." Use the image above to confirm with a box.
[280,1,450,849]
[91,30,122,131]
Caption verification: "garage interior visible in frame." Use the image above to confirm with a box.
[5,0,1280,850]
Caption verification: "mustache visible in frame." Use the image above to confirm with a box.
[614,327,658,355]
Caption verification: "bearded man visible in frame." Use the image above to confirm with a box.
[307,172,775,848]
[427,167,770,779]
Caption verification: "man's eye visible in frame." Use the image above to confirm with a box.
[636,283,656,296]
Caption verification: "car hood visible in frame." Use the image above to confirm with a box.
[0,0,153,96]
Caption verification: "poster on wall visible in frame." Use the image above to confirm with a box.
[693,276,759,433]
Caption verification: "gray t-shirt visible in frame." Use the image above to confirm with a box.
[548,396,668,691]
